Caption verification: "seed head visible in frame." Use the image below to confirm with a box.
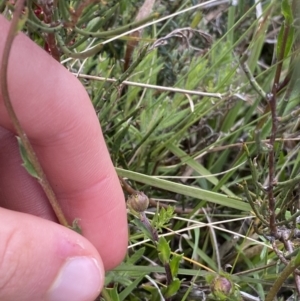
[127,191,149,213]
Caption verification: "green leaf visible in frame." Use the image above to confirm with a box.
[276,0,294,60]
[282,0,293,25]
[17,137,39,179]
[119,275,144,301]
[126,247,145,265]
[157,236,171,264]
[170,253,183,278]
[164,278,181,297]
[277,23,294,60]
[116,168,251,211]
[132,218,153,240]
[206,272,216,284]
[152,206,174,231]
[142,285,161,301]
[190,11,202,29]
[284,26,294,58]
[277,24,284,59]
[112,123,131,156]
[105,270,133,286]
[103,286,120,301]
[167,143,236,197]
[293,249,300,266]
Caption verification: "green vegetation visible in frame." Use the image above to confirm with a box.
[2,0,300,300]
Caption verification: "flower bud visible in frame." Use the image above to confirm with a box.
[211,275,233,298]
[127,191,149,213]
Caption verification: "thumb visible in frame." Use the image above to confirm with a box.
[0,208,104,301]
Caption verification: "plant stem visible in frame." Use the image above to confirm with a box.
[267,11,290,238]
[140,212,159,242]
[121,178,173,298]
[0,0,69,227]
[265,250,300,301]
[38,0,60,61]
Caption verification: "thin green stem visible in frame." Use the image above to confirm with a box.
[74,12,160,38]
[240,60,267,99]
[55,31,104,59]
[242,181,268,226]
[27,1,63,33]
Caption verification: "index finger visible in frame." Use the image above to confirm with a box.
[0,16,128,270]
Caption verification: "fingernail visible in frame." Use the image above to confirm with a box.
[47,257,102,301]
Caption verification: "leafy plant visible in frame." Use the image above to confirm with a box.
[2,0,300,300]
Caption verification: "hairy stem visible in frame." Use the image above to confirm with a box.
[0,0,69,227]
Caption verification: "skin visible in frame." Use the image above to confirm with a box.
[0,15,128,300]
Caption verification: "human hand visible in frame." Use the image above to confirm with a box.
[0,15,128,301]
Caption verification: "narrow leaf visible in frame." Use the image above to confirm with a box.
[170,253,183,277]
[17,137,39,179]
[282,0,293,25]
[157,236,171,264]
[164,278,181,297]
[116,168,251,211]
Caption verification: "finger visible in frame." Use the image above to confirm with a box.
[0,16,128,270]
[0,208,104,301]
